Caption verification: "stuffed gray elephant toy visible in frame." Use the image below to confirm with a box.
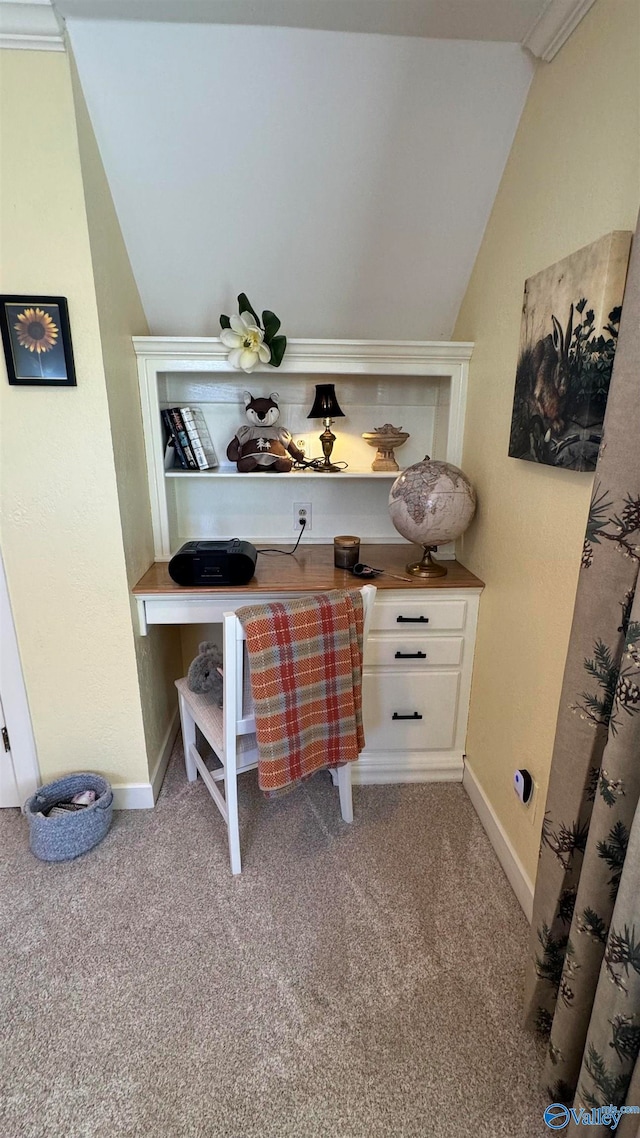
[187,642,223,705]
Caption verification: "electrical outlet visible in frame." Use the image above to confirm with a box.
[294,502,312,531]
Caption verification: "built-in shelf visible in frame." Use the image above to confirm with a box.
[135,337,473,558]
[165,469,399,479]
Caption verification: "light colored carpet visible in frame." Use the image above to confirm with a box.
[0,744,548,1138]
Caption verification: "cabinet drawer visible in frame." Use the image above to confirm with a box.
[371,598,466,632]
[364,635,463,668]
[362,672,459,751]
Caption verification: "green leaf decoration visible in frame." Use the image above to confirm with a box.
[584,1043,631,1102]
[220,314,231,330]
[610,1014,640,1063]
[586,766,600,801]
[573,636,620,731]
[597,820,629,899]
[535,922,568,987]
[542,815,590,870]
[558,887,577,924]
[269,334,287,368]
[237,293,260,327]
[534,1007,553,1036]
[585,483,613,544]
[577,907,608,943]
[262,310,281,344]
[626,620,640,646]
[548,1081,574,1106]
[599,770,625,807]
[606,923,640,991]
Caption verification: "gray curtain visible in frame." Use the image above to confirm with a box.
[524,216,640,1138]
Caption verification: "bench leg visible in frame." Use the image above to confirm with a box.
[336,763,353,824]
[178,693,198,782]
[225,767,242,875]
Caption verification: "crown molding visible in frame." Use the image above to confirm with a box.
[522,0,597,61]
[0,0,65,51]
[132,337,475,370]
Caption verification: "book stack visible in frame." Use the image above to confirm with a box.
[162,406,219,471]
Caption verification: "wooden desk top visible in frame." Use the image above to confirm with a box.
[132,545,484,595]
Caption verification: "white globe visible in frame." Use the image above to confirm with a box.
[388,456,476,548]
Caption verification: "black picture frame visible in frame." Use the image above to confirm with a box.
[0,295,76,387]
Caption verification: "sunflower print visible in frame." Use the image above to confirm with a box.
[14,308,58,354]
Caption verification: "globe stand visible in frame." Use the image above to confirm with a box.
[406,545,447,578]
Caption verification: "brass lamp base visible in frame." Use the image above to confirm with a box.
[314,423,341,472]
[406,546,447,578]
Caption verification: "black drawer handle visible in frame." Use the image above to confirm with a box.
[392,712,423,720]
[396,615,429,623]
[395,650,427,659]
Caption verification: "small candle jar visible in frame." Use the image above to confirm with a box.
[334,535,360,570]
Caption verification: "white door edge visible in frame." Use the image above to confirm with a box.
[0,546,40,806]
[0,693,20,807]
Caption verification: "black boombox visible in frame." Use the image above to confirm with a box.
[168,540,257,587]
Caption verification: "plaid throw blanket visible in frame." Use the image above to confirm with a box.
[236,590,365,795]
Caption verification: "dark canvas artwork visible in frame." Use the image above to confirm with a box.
[509,232,631,471]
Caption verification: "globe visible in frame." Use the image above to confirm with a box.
[388,455,477,577]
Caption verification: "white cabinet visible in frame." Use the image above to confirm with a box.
[133,336,481,786]
[134,337,473,558]
[356,589,480,784]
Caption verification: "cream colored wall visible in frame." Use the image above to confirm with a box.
[454,0,640,883]
[69,53,181,775]
[0,49,150,788]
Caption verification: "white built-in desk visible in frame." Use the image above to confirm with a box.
[133,544,483,785]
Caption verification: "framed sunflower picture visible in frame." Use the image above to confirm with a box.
[0,295,76,387]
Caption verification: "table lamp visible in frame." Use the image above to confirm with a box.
[307,383,345,472]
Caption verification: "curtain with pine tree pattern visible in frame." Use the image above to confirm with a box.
[524,219,640,1138]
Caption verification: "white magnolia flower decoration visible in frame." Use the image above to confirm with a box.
[220,312,271,372]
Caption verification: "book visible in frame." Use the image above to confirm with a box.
[179,406,219,470]
[167,408,197,468]
[164,436,179,470]
[161,409,189,469]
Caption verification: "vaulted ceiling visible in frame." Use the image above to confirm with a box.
[44,1,592,339]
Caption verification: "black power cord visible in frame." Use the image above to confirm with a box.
[256,517,307,556]
[292,457,349,472]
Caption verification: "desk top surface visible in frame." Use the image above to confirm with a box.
[133,545,484,595]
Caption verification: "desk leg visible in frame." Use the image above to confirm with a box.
[136,598,148,636]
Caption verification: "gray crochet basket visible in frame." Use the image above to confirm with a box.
[24,773,113,862]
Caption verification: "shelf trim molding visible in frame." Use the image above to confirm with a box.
[133,336,474,368]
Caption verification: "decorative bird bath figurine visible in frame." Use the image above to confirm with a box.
[362,424,410,471]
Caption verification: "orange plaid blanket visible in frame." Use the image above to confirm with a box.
[236,590,365,795]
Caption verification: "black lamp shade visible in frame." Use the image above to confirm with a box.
[307,383,345,419]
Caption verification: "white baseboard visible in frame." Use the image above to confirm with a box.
[462,760,534,922]
[112,711,180,810]
[111,781,155,809]
[150,710,180,802]
[353,750,464,784]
